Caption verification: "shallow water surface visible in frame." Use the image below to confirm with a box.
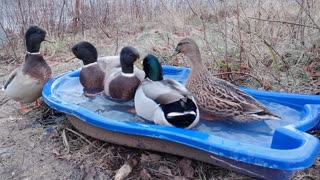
[54,72,302,148]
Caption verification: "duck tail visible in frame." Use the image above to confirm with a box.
[253,111,282,120]
[160,98,199,128]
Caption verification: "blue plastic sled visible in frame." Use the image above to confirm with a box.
[42,65,320,180]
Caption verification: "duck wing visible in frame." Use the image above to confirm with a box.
[141,79,191,105]
[200,77,279,119]
[3,67,19,89]
[97,56,121,73]
[214,77,272,113]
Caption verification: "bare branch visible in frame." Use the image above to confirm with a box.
[248,17,319,29]
[0,21,18,61]
[294,0,320,30]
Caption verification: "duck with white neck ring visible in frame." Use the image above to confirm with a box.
[3,26,52,113]
[71,41,120,97]
[104,46,145,100]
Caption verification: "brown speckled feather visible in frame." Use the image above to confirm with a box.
[79,63,105,93]
[176,38,280,121]
[108,76,141,100]
[22,54,52,83]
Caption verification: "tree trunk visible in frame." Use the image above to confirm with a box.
[73,0,81,34]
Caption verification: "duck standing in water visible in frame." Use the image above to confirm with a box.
[71,41,120,96]
[134,54,199,129]
[173,38,280,122]
[3,26,52,113]
[104,46,145,100]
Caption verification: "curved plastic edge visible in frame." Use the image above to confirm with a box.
[42,66,320,171]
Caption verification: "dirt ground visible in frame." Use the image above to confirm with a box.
[0,57,319,180]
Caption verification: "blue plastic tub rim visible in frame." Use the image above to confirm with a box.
[42,65,320,171]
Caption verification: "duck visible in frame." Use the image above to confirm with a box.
[134,54,199,129]
[104,46,145,100]
[173,38,281,122]
[3,26,52,113]
[71,41,120,96]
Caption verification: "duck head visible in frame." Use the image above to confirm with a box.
[120,46,140,74]
[72,41,98,65]
[25,26,46,53]
[173,38,202,65]
[142,54,163,81]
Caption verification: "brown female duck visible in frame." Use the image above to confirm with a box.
[173,38,280,122]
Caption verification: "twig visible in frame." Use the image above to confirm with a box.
[294,0,320,30]
[57,0,66,38]
[89,0,113,38]
[213,71,263,87]
[159,0,173,16]
[248,17,319,29]
[0,98,10,106]
[236,0,242,72]
[186,0,207,41]
[17,0,26,33]
[224,0,228,62]
[114,28,119,55]
[0,22,18,61]
[65,128,98,148]
[61,129,70,153]
[146,168,175,177]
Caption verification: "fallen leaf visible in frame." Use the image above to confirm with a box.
[139,168,151,180]
[158,166,172,176]
[174,176,189,180]
[52,148,62,157]
[114,158,139,180]
[141,153,161,163]
[263,80,272,90]
[178,158,194,178]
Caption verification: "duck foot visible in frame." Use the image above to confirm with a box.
[20,102,33,114]
[84,91,103,97]
[127,107,136,114]
[34,99,41,108]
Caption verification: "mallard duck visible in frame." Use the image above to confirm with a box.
[104,46,145,100]
[71,41,120,96]
[134,54,199,128]
[3,26,52,113]
[173,38,281,122]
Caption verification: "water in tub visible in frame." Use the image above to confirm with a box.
[54,73,302,148]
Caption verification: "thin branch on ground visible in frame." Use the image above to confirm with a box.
[65,128,98,148]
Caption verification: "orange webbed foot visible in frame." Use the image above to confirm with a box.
[34,99,41,108]
[128,108,136,114]
[20,102,33,114]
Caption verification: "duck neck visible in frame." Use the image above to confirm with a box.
[185,51,210,75]
[26,40,41,53]
[83,58,97,66]
[121,64,134,74]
